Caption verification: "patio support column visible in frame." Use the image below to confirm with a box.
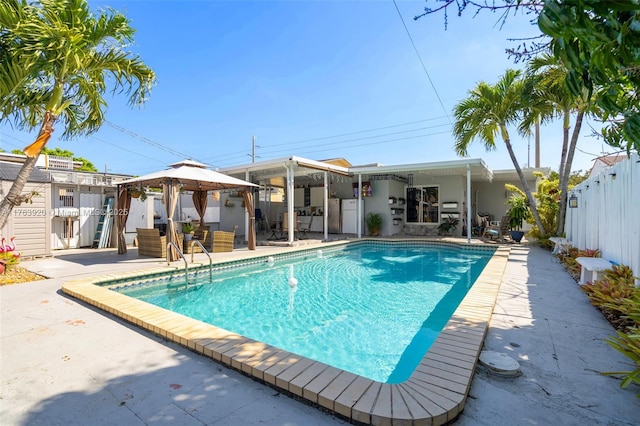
[357,173,362,238]
[285,161,295,244]
[245,170,250,243]
[324,171,328,241]
[466,164,472,244]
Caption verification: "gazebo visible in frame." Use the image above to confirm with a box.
[117,160,258,260]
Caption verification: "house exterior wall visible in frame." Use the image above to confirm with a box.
[473,176,538,231]
[0,181,51,258]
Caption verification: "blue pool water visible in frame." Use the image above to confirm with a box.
[118,243,494,383]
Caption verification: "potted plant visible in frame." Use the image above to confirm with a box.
[365,212,383,236]
[506,194,530,243]
[128,187,147,201]
[438,215,459,236]
[182,222,196,241]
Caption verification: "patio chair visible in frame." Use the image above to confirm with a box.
[213,225,237,253]
[136,228,183,258]
[483,216,510,242]
[185,225,210,254]
[299,214,314,239]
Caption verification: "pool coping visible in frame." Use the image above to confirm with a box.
[61,240,511,425]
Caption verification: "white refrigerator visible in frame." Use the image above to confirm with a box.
[341,199,364,234]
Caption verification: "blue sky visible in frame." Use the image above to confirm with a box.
[0,0,614,176]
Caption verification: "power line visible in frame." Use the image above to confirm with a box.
[256,123,451,158]
[105,121,196,160]
[212,129,452,168]
[392,0,452,123]
[90,136,167,164]
[257,130,453,160]
[201,115,450,163]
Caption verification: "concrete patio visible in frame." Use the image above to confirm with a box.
[1,242,638,425]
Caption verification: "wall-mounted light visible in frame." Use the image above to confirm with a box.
[569,193,578,208]
[610,172,617,180]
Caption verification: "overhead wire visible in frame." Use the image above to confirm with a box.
[200,115,451,164]
[391,0,452,124]
[104,120,197,160]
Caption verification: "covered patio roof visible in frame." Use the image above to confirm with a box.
[219,156,497,185]
[219,156,351,188]
[349,158,495,182]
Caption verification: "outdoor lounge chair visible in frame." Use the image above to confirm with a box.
[212,226,237,253]
[299,214,314,239]
[185,225,210,254]
[136,227,183,257]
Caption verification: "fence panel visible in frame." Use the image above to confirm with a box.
[565,152,639,282]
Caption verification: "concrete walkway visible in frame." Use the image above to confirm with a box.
[1,244,638,425]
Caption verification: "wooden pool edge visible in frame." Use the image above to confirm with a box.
[61,242,511,426]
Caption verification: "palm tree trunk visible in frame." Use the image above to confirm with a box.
[0,156,40,230]
[558,109,570,182]
[553,109,571,237]
[503,133,547,235]
[556,110,584,235]
[0,112,56,230]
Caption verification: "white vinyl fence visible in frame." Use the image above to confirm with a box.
[565,152,639,282]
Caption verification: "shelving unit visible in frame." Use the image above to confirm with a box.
[389,197,405,226]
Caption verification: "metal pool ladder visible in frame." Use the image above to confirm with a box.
[190,240,213,281]
[167,241,189,284]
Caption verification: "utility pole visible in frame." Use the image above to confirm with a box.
[250,135,260,163]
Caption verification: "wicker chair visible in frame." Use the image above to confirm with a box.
[136,228,183,257]
[185,225,210,254]
[212,225,237,253]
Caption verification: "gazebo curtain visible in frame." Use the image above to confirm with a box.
[241,190,256,250]
[192,190,208,227]
[163,182,181,261]
[116,186,131,254]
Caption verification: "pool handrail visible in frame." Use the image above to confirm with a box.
[190,239,212,281]
[167,241,189,284]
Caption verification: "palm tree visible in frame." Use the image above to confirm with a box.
[453,69,547,235]
[0,0,155,229]
[523,53,591,235]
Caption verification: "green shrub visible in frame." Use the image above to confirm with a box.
[0,251,20,272]
[581,263,640,397]
[604,325,640,395]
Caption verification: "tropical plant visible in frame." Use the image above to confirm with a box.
[583,265,640,396]
[583,264,639,325]
[522,53,592,235]
[438,215,459,236]
[505,193,530,232]
[604,327,640,396]
[365,212,383,236]
[415,1,640,156]
[181,222,196,234]
[0,0,156,229]
[452,69,547,235]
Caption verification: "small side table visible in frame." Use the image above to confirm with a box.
[575,257,613,285]
[549,237,571,255]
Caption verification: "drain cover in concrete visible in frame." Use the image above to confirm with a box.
[479,351,521,377]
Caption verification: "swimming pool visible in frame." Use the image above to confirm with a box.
[116,243,493,383]
[62,240,509,425]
